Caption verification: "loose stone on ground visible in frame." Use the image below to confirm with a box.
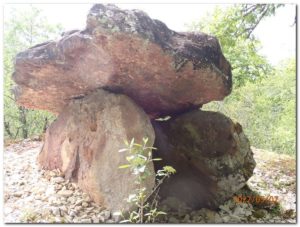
[3,140,295,223]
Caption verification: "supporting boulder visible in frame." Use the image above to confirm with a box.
[38,89,155,212]
[152,110,256,210]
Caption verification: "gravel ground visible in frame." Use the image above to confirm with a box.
[3,140,296,223]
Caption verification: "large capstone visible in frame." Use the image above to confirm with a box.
[38,89,155,212]
[152,110,256,210]
[12,4,232,118]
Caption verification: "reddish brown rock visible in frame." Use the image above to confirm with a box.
[152,110,256,210]
[12,4,232,118]
[38,89,155,212]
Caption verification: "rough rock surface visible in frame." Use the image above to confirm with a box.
[152,110,256,210]
[38,89,155,212]
[12,4,232,117]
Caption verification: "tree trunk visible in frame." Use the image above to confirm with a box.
[4,121,13,138]
[18,106,28,138]
[43,117,48,133]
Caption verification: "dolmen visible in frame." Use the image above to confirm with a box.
[12,4,255,213]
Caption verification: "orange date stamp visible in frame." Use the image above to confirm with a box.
[233,195,279,204]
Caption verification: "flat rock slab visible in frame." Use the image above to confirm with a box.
[152,110,256,210]
[38,89,155,212]
[13,4,232,117]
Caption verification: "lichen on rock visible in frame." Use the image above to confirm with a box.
[152,110,256,210]
[12,3,232,117]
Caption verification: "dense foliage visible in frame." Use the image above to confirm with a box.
[203,58,296,155]
[189,4,282,87]
[4,6,63,139]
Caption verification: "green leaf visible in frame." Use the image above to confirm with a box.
[118,164,131,169]
[163,166,176,174]
[124,139,129,146]
[143,137,148,144]
[137,154,147,160]
[129,138,135,147]
[156,211,167,215]
[126,155,135,162]
[137,165,146,173]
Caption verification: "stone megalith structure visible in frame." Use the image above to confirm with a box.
[11,4,255,214]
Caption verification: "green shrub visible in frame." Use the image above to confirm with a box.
[117,138,176,223]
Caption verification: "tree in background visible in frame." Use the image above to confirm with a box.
[192,4,296,155]
[189,4,282,87]
[203,58,295,155]
[4,6,63,140]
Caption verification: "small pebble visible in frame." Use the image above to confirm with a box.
[168,217,179,223]
[253,209,268,219]
[81,218,92,223]
[183,214,190,222]
[51,177,65,184]
[100,210,111,220]
[57,190,73,197]
[82,202,89,207]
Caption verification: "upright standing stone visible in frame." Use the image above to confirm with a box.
[38,89,155,212]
